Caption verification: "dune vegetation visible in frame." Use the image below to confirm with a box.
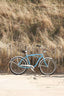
[0,0,64,73]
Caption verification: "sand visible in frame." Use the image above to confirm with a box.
[0,74,64,96]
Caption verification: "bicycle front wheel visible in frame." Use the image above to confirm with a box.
[9,56,27,75]
[39,57,56,75]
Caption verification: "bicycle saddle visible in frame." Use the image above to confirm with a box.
[22,50,27,53]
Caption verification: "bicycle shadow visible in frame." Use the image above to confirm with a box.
[24,70,64,78]
[51,74,64,78]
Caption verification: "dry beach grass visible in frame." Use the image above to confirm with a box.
[0,0,64,73]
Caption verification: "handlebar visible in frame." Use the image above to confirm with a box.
[22,45,47,54]
[36,45,41,47]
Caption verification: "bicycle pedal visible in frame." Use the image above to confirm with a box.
[31,68,35,72]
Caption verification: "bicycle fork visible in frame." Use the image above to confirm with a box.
[38,58,48,67]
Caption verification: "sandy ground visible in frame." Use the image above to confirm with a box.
[0,74,64,96]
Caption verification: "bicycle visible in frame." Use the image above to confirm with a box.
[9,45,56,75]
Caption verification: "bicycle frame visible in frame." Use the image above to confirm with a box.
[18,54,48,68]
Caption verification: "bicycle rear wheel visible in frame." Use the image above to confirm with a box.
[9,56,27,75]
[39,57,56,75]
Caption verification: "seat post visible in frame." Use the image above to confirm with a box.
[25,45,27,56]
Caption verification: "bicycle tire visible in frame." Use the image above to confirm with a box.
[39,57,56,75]
[9,56,27,75]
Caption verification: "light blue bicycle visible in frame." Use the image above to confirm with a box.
[9,45,56,75]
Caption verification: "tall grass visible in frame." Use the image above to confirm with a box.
[0,0,64,73]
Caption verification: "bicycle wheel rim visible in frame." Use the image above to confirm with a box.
[39,58,56,75]
[9,57,27,75]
